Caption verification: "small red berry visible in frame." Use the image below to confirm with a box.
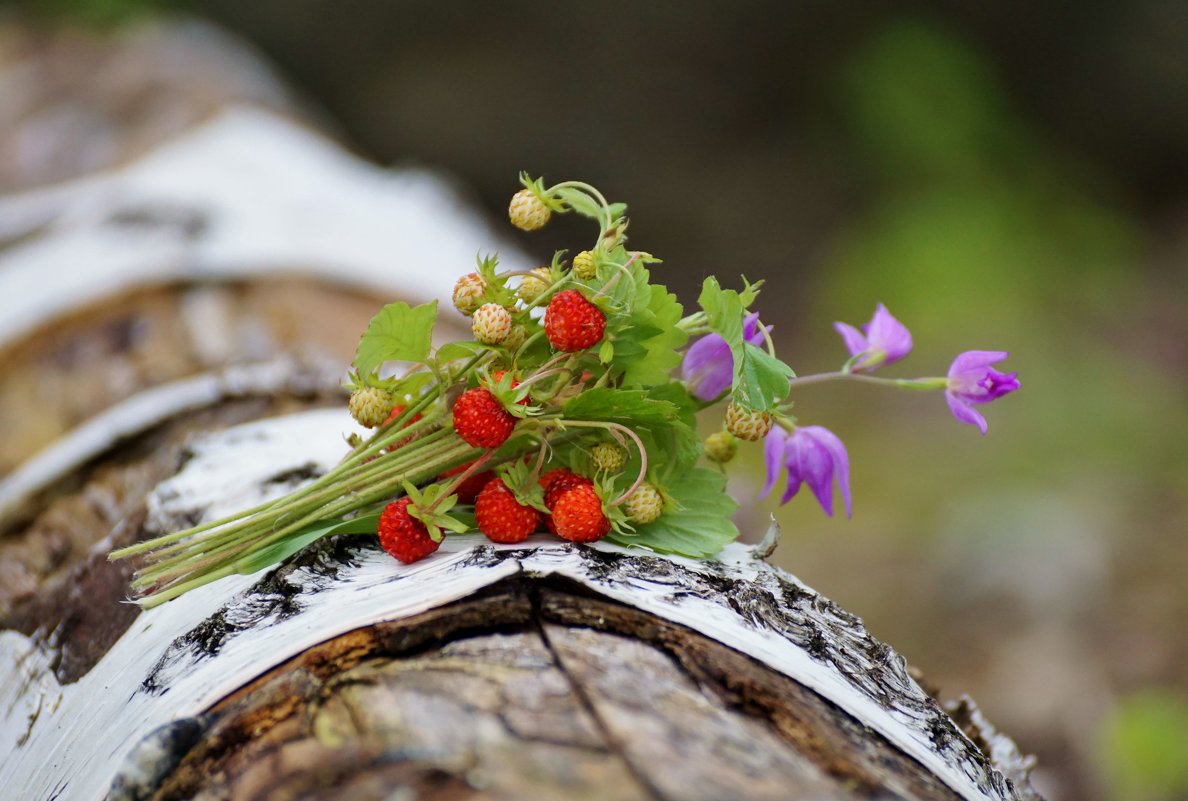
[377,497,440,564]
[475,478,541,544]
[439,462,494,504]
[544,290,606,352]
[452,388,516,449]
[551,484,611,543]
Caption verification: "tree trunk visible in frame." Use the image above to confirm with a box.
[0,22,1042,800]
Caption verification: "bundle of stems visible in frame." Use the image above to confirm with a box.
[110,392,481,608]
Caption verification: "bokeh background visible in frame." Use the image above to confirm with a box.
[4,2,1187,799]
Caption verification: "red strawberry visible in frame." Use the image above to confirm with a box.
[550,484,611,543]
[542,469,592,508]
[377,497,441,564]
[452,388,516,449]
[475,478,540,544]
[544,290,606,352]
[439,462,494,504]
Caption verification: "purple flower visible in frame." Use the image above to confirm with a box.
[761,425,852,518]
[945,351,1020,435]
[681,312,770,401]
[833,303,912,372]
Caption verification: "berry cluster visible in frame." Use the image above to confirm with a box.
[112,173,1018,604]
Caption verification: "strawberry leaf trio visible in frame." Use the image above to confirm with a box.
[110,174,1019,607]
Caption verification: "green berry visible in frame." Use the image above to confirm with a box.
[348,387,394,429]
[573,250,596,280]
[591,442,627,473]
[705,430,738,463]
[624,482,664,524]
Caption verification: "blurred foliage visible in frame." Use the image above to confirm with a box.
[20,0,175,27]
[1098,691,1188,801]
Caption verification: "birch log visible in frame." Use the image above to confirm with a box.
[0,98,1042,801]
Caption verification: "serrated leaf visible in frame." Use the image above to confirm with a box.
[554,187,605,223]
[736,343,796,409]
[608,467,738,558]
[610,278,687,388]
[562,387,679,428]
[435,340,488,364]
[354,301,438,378]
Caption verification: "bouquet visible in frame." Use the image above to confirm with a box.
[111,174,1019,607]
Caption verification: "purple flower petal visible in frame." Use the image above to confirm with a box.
[947,350,1010,383]
[681,333,733,401]
[743,312,772,348]
[833,322,869,358]
[946,390,989,435]
[864,303,913,365]
[800,425,852,518]
[835,303,912,371]
[786,430,834,514]
[761,426,787,498]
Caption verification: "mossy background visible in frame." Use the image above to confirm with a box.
[7,2,1188,799]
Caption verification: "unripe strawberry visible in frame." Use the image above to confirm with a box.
[591,442,626,473]
[517,267,553,304]
[551,484,611,542]
[572,250,596,280]
[378,497,440,564]
[503,324,528,350]
[471,303,512,344]
[453,273,485,316]
[724,402,773,442]
[475,478,540,544]
[544,289,606,352]
[509,188,551,231]
[452,387,516,449]
[623,482,664,525]
[348,387,394,429]
[705,430,738,463]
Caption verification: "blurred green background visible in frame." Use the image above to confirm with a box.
[7,1,1188,798]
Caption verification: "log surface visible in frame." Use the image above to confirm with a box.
[0,408,1039,801]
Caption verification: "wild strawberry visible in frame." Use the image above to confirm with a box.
[517,267,553,304]
[551,484,611,543]
[623,482,664,524]
[591,442,626,473]
[705,430,738,463]
[572,249,596,280]
[509,188,551,231]
[544,289,606,352]
[541,468,591,507]
[725,401,773,442]
[475,478,541,544]
[439,462,494,504]
[378,497,440,564]
[472,303,512,344]
[452,388,516,448]
[452,272,486,316]
[348,387,394,429]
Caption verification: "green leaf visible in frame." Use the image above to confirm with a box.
[354,300,438,378]
[435,340,488,364]
[598,339,615,364]
[609,467,738,558]
[233,513,380,575]
[736,343,796,409]
[562,387,680,429]
[610,278,688,388]
[554,186,605,223]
